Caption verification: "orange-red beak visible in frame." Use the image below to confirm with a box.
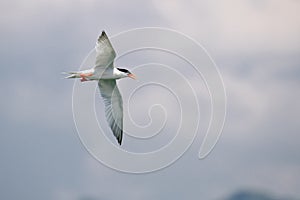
[128,73,137,80]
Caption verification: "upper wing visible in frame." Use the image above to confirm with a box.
[98,79,123,145]
[95,31,116,69]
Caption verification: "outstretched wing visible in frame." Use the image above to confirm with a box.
[95,31,116,69]
[98,79,123,145]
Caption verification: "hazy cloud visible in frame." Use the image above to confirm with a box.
[1,0,299,200]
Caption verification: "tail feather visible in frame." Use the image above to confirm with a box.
[64,74,77,79]
[61,71,79,79]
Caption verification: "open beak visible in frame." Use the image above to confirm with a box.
[128,73,137,80]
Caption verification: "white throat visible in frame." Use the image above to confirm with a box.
[113,68,128,79]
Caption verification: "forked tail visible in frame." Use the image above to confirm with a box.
[61,72,79,79]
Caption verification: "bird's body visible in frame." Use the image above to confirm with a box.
[65,68,128,81]
[64,31,136,145]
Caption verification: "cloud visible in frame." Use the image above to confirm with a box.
[1,0,300,200]
[152,0,300,55]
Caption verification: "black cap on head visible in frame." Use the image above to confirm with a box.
[117,68,131,74]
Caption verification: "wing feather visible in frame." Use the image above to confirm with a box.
[98,79,123,145]
[95,31,116,69]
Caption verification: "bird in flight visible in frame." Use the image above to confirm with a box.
[64,31,136,145]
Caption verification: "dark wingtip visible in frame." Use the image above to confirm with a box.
[117,136,122,145]
[117,132,123,145]
[98,30,108,42]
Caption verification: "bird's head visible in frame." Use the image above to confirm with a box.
[117,68,137,79]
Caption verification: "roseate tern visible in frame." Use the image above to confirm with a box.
[64,31,136,145]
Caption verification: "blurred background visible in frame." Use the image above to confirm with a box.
[0,0,299,199]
